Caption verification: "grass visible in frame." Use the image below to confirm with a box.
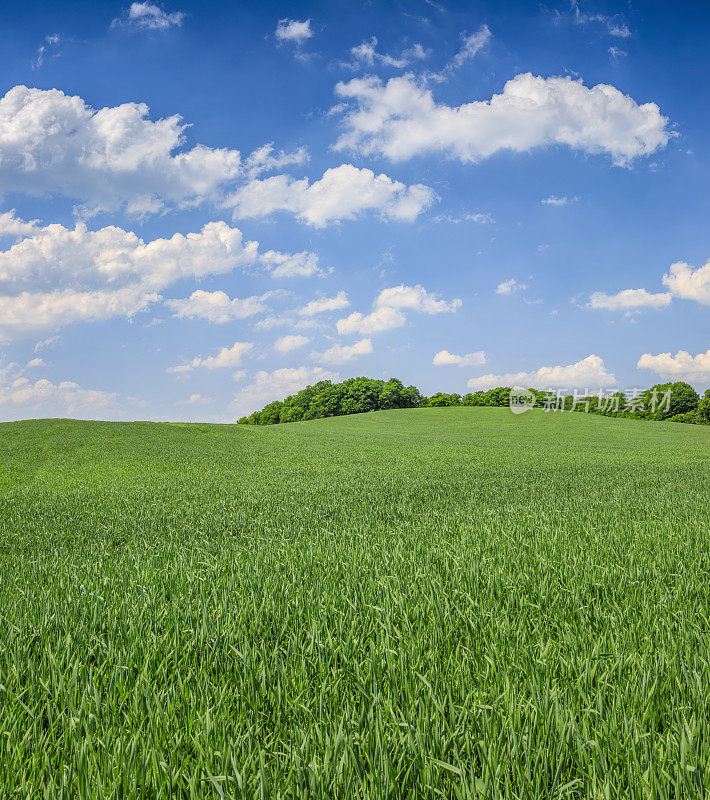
[0,407,709,798]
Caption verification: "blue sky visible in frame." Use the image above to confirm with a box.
[0,0,708,421]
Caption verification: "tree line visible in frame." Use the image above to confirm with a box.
[238,377,710,426]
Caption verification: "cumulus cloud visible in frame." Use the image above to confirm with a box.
[467,354,616,389]
[637,349,710,383]
[275,18,313,45]
[113,2,185,30]
[167,341,253,374]
[165,290,278,323]
[0,85,239,214]
[374,284,462,313]
[312,338,373,364]
[0,86,304,216]
[232,366,339,417]
[0,210,39,237]
[259,250,323,278]
[662,260,710,306]
[274,334,310,353]
[496,278,527,295]
[334,73,670,166]
[433,349,486,367]
[587,288,672,311]
[586,259,710,315]
[337,284,460,335]
[0,360,119,420]
[227,164,435,227]
[0,214,317,341]
[336,307,406,335]
[298,291,350,316]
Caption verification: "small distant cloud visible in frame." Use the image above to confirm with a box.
[32,34,60,70]
[496,278,528,295]
[183,393,213,405]
[568,1,631,38]
[608,46,627,61]
[34,335,60,353]
[346,38,428,70]
[26,357,46,368]
[433,349,486,367]
[274,334,310,353]
[275,18,313,46]
[542,194,579,206]
[112,2,185,31]
[312,338,373,365]
[427,24,491,82]
[432,211,495,225]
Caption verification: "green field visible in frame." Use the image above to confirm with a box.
[1,409,709,798]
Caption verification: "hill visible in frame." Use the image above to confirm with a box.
[1,409,709,797]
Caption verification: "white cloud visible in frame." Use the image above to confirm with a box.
[26,357,45,368]
[0,85,240,214]
[113,3,185,30]
[298,291,350,316]
[662,260,710,306]
[637,349,710,383]
[32,34,60,70]
[275,18,312,43]
[259,250,323,278]
[0,361,119,419]
[275,18,313,45]
[34,335,59,352]
[0,216,318,341]
[433,349,486,367]
[312,338,373,365]
[587,288,672,311]
[542,194,578,206]
[569,1,630,38]
[467,212,495,224]
[374,284,462,313]
[337,284,460,335]
[231,365,339,417]
[452,25,492,66]
[496,278,528,295]
[334,73,670,166]
[165,290,277,323]
[427,25,492,82]
[432,211,494,225]
[336,306,407,335]
[348,37,427,70]
[467,354,616,389]
[0,210,39,237]
[227,164,435,227]
[184,393,212,405]
[243,143,309,179]
[274,334,310,353]
[167,341,253,373]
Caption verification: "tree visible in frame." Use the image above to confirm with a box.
[698,389,710,423]
[642,382,699,420]
[427,392,461,407]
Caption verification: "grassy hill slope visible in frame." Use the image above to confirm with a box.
[1,409,709,797]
